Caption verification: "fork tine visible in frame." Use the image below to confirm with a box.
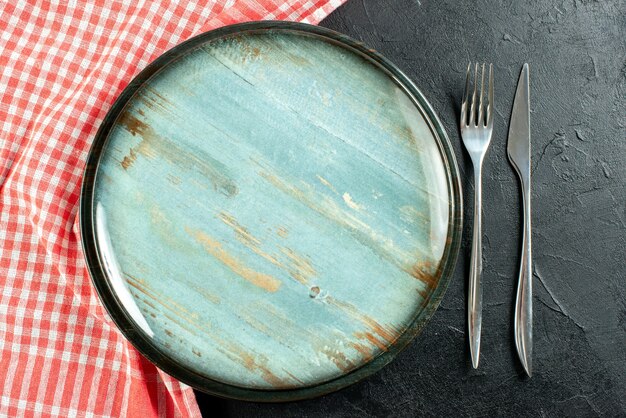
[487,63,494,126]
[469,63,478,126]
[461,63,471,127]
[478,63,486,126]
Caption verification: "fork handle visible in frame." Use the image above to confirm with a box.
[468,166,483,369]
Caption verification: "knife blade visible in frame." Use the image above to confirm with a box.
[507,63,533,377]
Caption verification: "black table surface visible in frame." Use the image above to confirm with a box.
[196,0,626,416]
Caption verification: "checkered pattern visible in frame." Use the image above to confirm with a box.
[0,1,344,416]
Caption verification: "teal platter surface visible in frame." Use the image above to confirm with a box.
[80,21,462,401]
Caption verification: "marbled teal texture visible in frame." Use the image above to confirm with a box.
[94,30,453,390]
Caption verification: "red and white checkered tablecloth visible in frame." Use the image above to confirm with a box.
[0,1,344,416]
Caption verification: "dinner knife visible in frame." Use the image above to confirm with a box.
[507,63,532,377]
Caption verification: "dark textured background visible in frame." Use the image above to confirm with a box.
[196,0,626,415]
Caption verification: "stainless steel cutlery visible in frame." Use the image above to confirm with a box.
[461,63,532,376]
[460,63,494,369]
[508,64,532,377]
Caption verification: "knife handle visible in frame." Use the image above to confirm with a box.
[468,168,483,369]
[514,179,532,376]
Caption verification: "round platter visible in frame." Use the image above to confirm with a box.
[80,21,462,401]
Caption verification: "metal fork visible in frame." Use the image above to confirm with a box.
[460,63,494,369]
